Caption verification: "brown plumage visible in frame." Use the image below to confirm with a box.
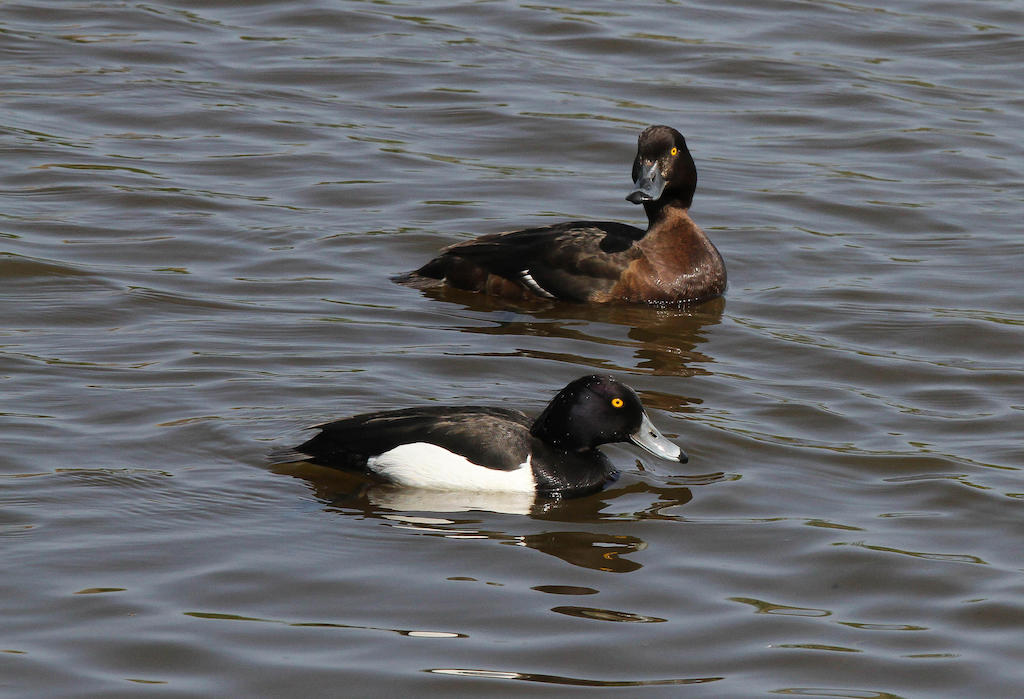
[400,125,726,306]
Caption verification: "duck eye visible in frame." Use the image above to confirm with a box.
[611,398,624,408]
[670,147,678,156]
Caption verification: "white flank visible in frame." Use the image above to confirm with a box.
[366,443,536,492]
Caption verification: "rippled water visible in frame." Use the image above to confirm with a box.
[3,1,1022,696]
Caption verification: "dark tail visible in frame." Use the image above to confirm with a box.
[391,255,448,287]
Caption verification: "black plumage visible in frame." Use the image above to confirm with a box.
[295,375,687,498]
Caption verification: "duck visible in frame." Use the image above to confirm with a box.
[295,375,687,498]
[400,125,726,305]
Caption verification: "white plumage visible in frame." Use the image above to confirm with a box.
[518,270,556,299]
[366,443,536,492]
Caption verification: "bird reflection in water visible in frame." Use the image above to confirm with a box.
[271,460,731,573]
[422,283,726,378]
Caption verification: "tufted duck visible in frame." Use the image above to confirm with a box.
[400,125,726,305]
[295,375,687,498]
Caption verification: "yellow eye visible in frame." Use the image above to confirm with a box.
[670,147,678,156]
[611,398,624,408]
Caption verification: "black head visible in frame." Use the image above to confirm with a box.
[627,125,698,213]
[531,375,686,462]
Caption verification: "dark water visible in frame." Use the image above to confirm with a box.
[3,1,1022,696]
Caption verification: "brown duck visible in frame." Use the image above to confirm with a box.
[402,125,726,305]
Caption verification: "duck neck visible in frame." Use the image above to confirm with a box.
[642,193,692,229]
[642,201,701,242]
[530,413,592,454]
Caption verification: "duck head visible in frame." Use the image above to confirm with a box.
[626,125,698,214]
[531,375,687,463]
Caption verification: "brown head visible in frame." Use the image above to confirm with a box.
[627,125,698,219]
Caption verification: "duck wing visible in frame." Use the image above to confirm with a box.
[415,221,644,302]
[297,406,533,472]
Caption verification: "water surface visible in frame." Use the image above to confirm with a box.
[2,1,1022,696]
